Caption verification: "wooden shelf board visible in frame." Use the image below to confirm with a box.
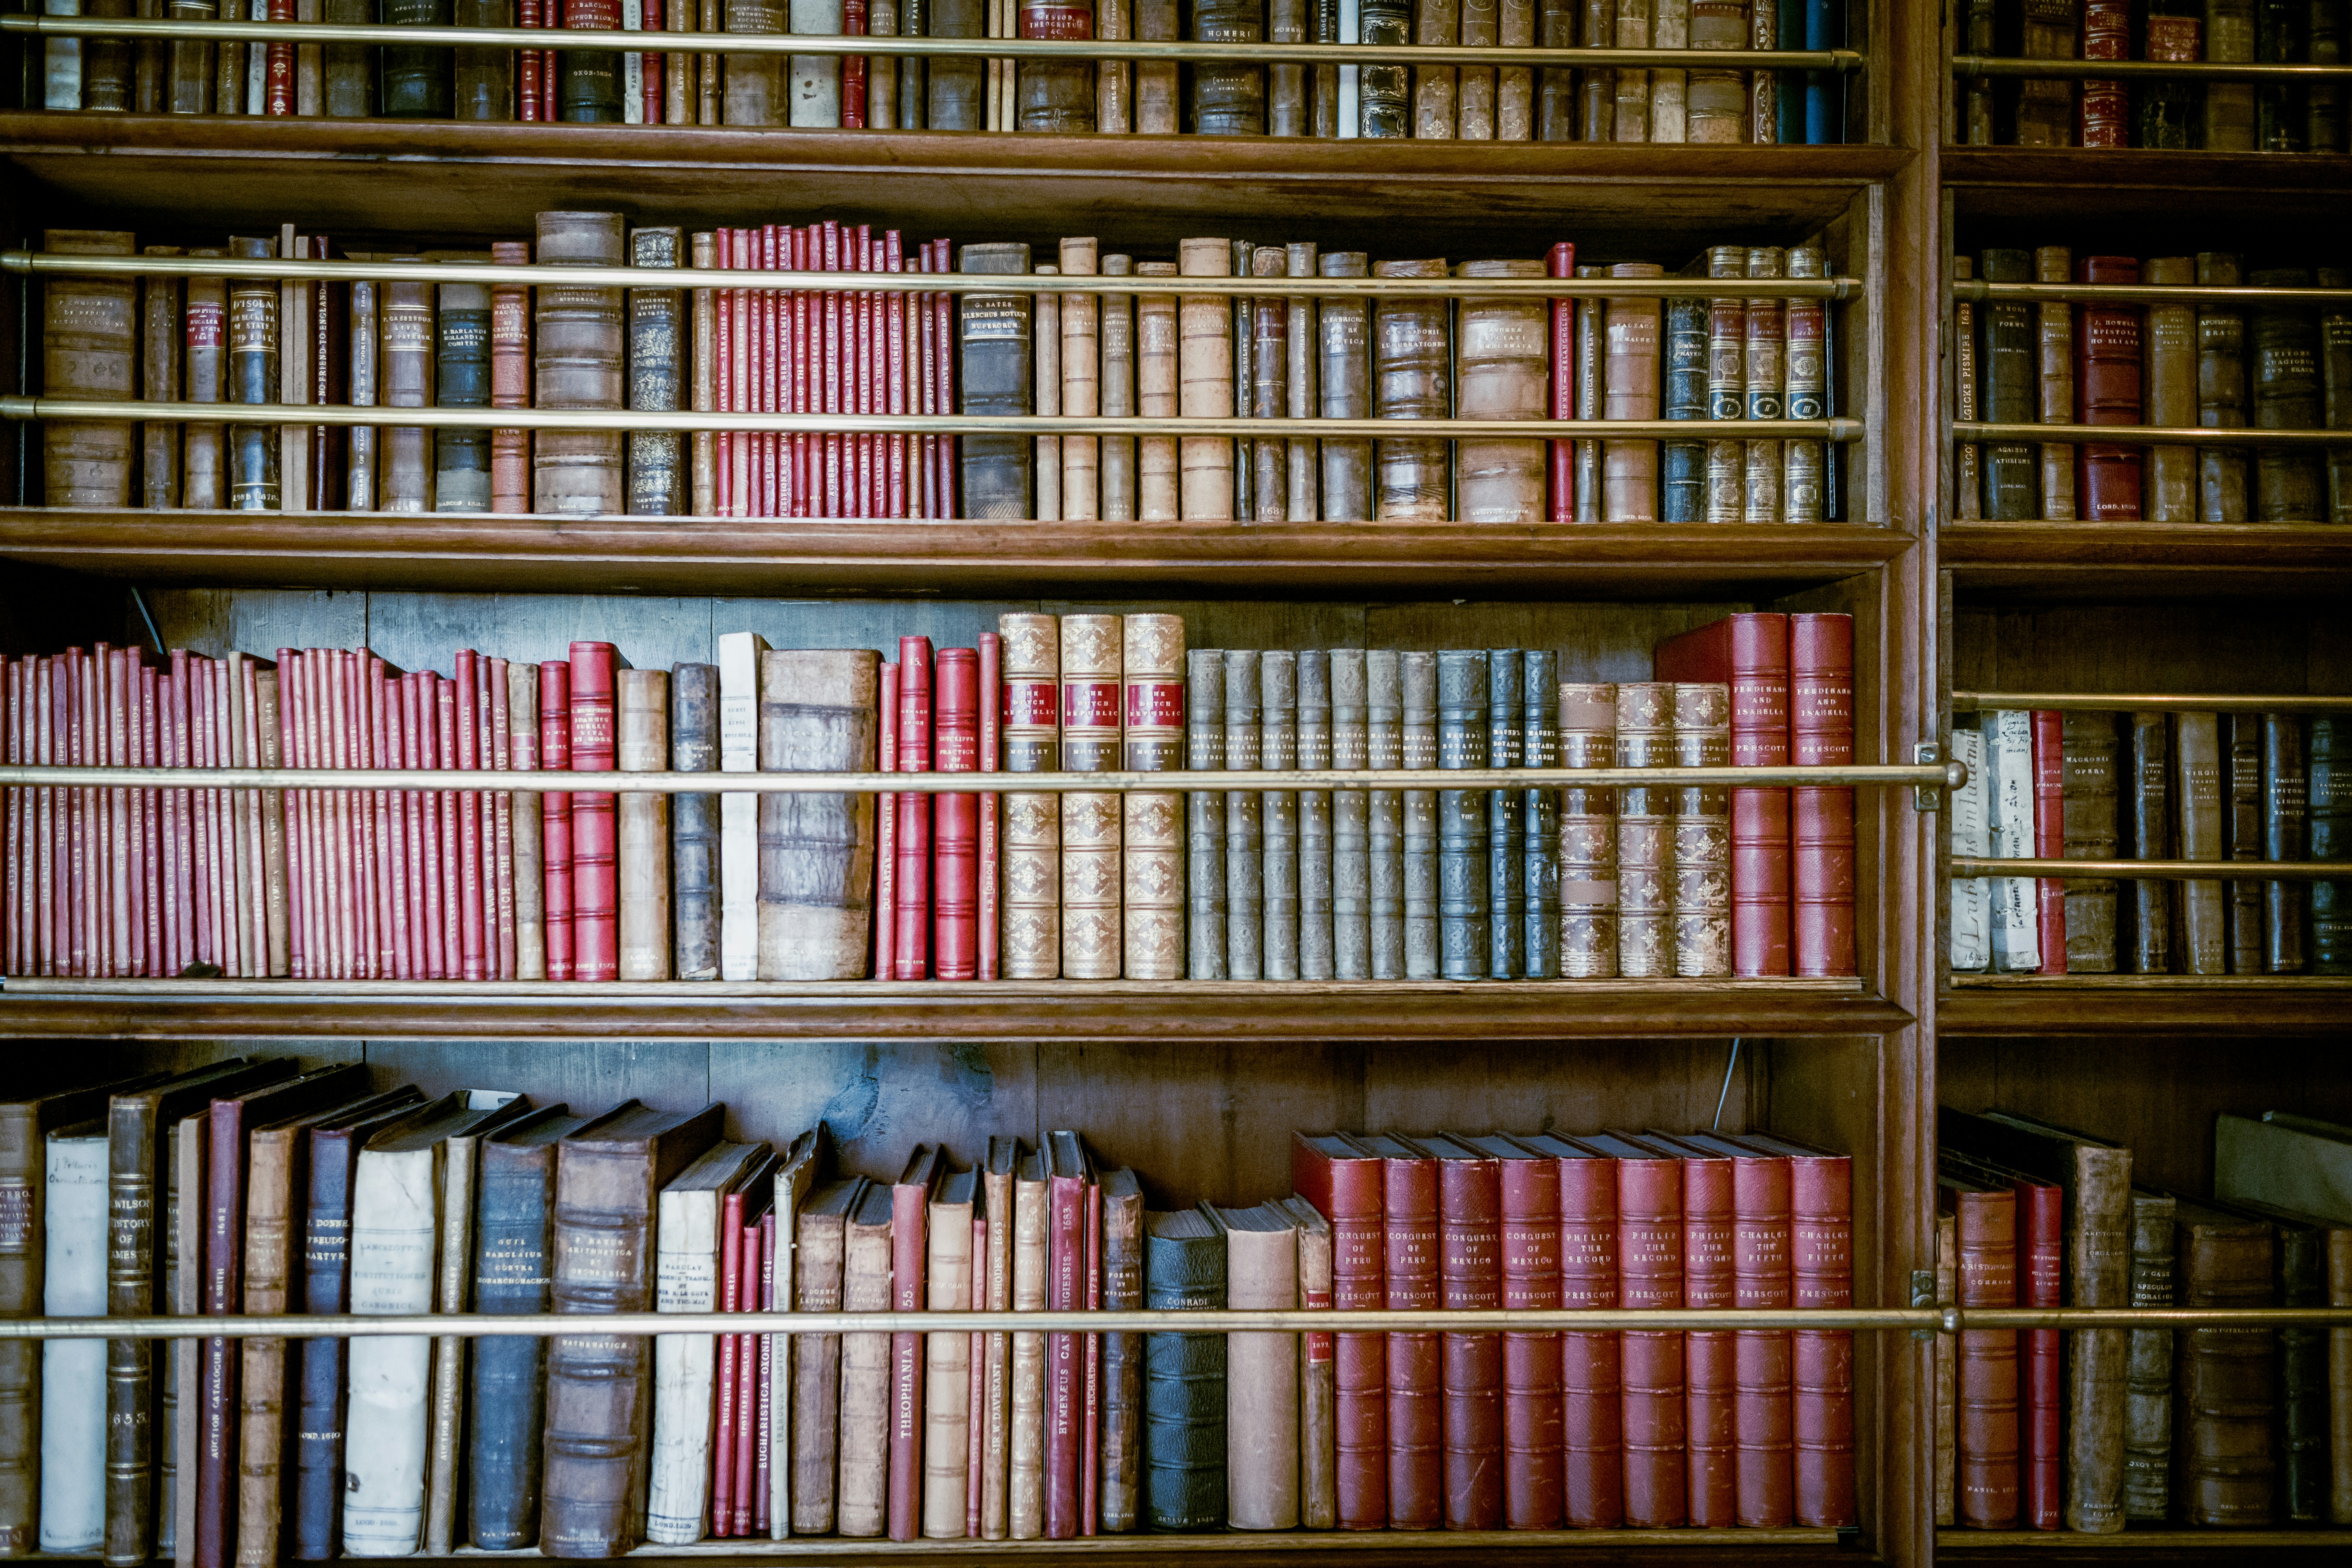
[1940,147,2352,205]
[0,978,1905,1041]
[440,1529,1853,1557]
[1940,977,2352,1036]
[0,115,1904,250]
[1937,1527,2352,1549]
[0,511,1907,598]
[1940,523,2352,601]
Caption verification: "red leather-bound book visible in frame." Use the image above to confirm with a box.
[568,641,621,982]
[711,229,731,516]
[1644,1133,1736,1527]
[2079,0,2128,146]
[538,659,575,981]
[1346,1132,1441,1531]
[876,660,900,980]
[436,674,463,979]
[755,1208,780,1534]
[889,1145,944,1541]
[1789,613,1856,978]
[348,651,375,978]
[1044,1131,1093,1538]
[934,240,957,517]
[1514,1132,1622,1529]
[842,0,867,127]
[454,649,487,982]
[1943,1158,2060,1529]
[1417,1134,1503,1531]
[1291,1132,1389,1530]
[1466,1135,1563,1531]
[966,1208,986,1539]
[714,1185,745,1533]
[792,225,813,516]
[405,673,436,981]
[1939,1171,2021,1529]
[733,1213,763,1535]
[1082,1173,1102,1535]
[1654,613,1794,976]
[1575,1131,1685,1528]
[307,653,334,977]
[490,239,532,514]
[763,224,782,518]
[978,631,1002,979]
[141,658,164,974]
[2074,255,2143,520]
[1733,1132,1856,1528]
[518,0,543,118]
[1677,1130,1793,1527]
[1548,240,1575,520]
[895,636,935,978]
[852,224,872,519]
[934,647,981,980]
[355,656,384,979]
[886,231,909,519]
[915,244,937,516]
[2030,707,2067,975]
[487,655,515,979]
[368,662,399,980]
[821,221,843,518]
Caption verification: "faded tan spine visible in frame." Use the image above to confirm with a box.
[1060,237,1101,522]
[1136,262,1180,521]
[1177,239,1235,521]
[618,667,672,981]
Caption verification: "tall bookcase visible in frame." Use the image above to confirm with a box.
[0,2,2343,1563]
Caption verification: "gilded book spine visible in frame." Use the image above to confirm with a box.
[141,246,185,510]
[1099,253,1137,521]
[627,226,687,516]
[1671,682,1731,977]
[1373,258,1450,521]
[1743,246,1786,525]
[1000,613,1061,980]
[41,230,139,509]
[1121,614,1185,980]
[435,266,492,513]
[382,264,435,512]
[1558,682,1618,978]
[1317,251,1373,521]
[1783,246,1828,522]
[1603,262,1664,521]
[1615,681,1674,978]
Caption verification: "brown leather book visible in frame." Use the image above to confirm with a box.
[2123,1187,2177,1522]
[2224,712,2266,974]
[1098,1169,1147,1534]
[2171,1198,2276,1527]
[1121,613,1185,980]
[139,245,185,510]
[2174,711,2228,975]
[2263,713,2308,973]
[2034,245,2075,521]
[1311,250,1371,523]
[1933,1207,1958,1527]
[1098,253,1138,523]
[1207,1201,1300,1531]
[1558,682,1618,978]
[1603,261,1664,521]
[1937,1174,2018,1530]
[2331,1224,2352,1526]
[1372,257,1451,521]
[1670,682,1731,978]
[790,1179,863,1535]
[2061,712,2121,974]
[2196,252,2250,525]
[1176,239,1234,520]
[837,1183,894,1538]
[1274,1192,1337,1530]
[980,1139,1017,1539]
[617,668,671,981]
[1454,258,1546,524]
[2143,256,2197,521]
[2126,713,2173,974]
[180,249,227,509]
[533,212,627,516]
[1132,0,1176,129]
[756,649,881,980]
[1059,615,1123,980]
[540,1101,725,1559]
[380,260,433,513]
[1614,681,1675,978]
[1249,245,1287,520]
[41,230,139,508]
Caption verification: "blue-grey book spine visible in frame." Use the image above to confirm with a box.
[1436,649,1490,982]
[1400,651,1439,979]
[626,227,686,517]
[957,243,1034,520]
[2276,1218,2326,1520]
[2313,717,2350,974]
[292,1129,361,1560]
[1486,649,1524,979]
[670,662,720,981]
[436,281,492,511]
[1355,0,1409,136]
[1662,295,1708,523]
[1522,649,1559,979]
[1804,0,1841,143]
[1143,1228,1226,1532]
[467,1141,560,1549]
[1222,651,1265,981]
[1777,0,1804,143]
[1186,649,1229,979]
[382,0,455,116]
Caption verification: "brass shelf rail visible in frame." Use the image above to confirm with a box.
[0,15,1864,70]
[1956,422,2348,447]
[9,1305,2352,1339]
[0,760,1964,793]
[0,397,1864,442]
[1,251,1861,301]
[1950,55,2352,82]
[1952,692,2348,714]
[1954,280,2352,307]
[1951,856,2352,882]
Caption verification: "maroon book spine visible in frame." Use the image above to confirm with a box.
[372,662,405,980]
[886,230,908,520]
[568,640,620,982]
[888,1171,930,1542]
[893,635,934,978]
[793,225,813,516]
[2074,255,2143,521]
[1728,1152,1794,1527]
[934,240,956,517]
[876,660,900,980]
[733,1218,762,1534]
[436,676,462,982]
[1789,612,1856,978]
[2030,706,2067,976]
[1435,1146,1503,1530]
[198,1097,247,1568]
[1291,1136,1389,1531]
[1557,1152,1623,1529]
[933,647,981,981]
[1616,1152,1686,1528]
[2079,0,2128,147]
[2014,1178,2062,1530]
[454,648,486,982]
[711,228,730,516]
[1496,1155,1563,1530]
[978,631,1001,980]
[538,659,575,980]
[1379,1146,1442,1530]
[1046,1167,1087,1538]
[271,649,300,980]
[1786,1150,1856,1527]
[1653,613,1794,976]
[1082,1179,1101,1536]
[714,1191,744,1533]
[1548,240,1574,520]
[405,674,436,981]
[823,221,843,518]
[755,1210,779,1533]
[1954,1186,2022,1529]
[1676,1150,1737,1527]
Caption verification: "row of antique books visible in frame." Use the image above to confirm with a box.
[38,216,1844,525]
[1934,1106,2352,1532]
[1956,0,2350,153]
[1951,246,2352,527]
[1949,709,2351,976]
[36,0,1852,143]
[0,1061,1860,1561]
[0,608,1859,982]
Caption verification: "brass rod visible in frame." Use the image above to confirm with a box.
[8,1305,2352,1339]
[2,976,1864,997]
[1952,692,2350,714]
[427,1530,1846,1554]
[1951,857,2352,882]
[0,17,1864,69]
[0,251,1862,302]
[0,397,1863,442]
[1958,422,2348,447]
[1956,279,2352,307]
[0,761,1965,792]
[1951,54,2352,81]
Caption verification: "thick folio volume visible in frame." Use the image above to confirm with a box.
[755,649,881,980]
[41,230,138,508]
[533,212,627,516]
